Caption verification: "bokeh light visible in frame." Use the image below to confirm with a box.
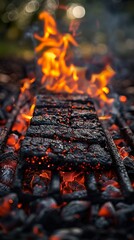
[67,4,85,19]
[25,0,39,13]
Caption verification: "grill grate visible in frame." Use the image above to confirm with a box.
[0,89,134,240]
[21,91,112,170]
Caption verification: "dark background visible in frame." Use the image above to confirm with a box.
[0,0,134,59]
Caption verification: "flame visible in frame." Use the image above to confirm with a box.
[22,101,36,121]
[35,11,115,102]
[34,11,79,93]
[6,78,36,152]
[20,78,35,93]
[99,115,111,120]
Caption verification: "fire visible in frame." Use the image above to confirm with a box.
[87,65,115,99]
[35,11,115,100]
[22,101,36,121]
[34,12,78,93]
[6,78,36,152]
[20,78,35,93]
[60,172,85,193]
[99,116,111,120]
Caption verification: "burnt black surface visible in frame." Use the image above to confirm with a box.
[21,92,112,170]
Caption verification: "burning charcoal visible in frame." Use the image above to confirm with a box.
[32,184,47,197]
[0,154,17,187]
[21,137,112,170]
[102,185,122,198]
[116,202,131,210]
[48,171,60,196]
[70,109,97,120]
[63,191,88,204]
[21,92,112,170]
[67,181,85,192]
[0,182,10,195]
[95,217,110,229]
[31,114,70,126]
[0,163,16,186]
[31,175,48,196]
[0,109,6,121]
[35,197,61,230]
[0,166,14,185]
[22,214,36,231]
[0,209,26,231]
[0,193,18,217]
[116,204,134,224]
[32,224,47,239]
[49,228,82,240]
[36,198,57,214]
[71,118,101,129]
[85,173,99,199]
[88,144,112,167]
[98,202,116,218]
[37,93,92,103]
[61,200,90,223]
[27,125,106,143]
[37,208,61,231]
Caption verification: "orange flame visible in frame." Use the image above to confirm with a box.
[6,78,36,151]
[34,12,79,93]
[22,101,36,121]
[35,11,115,101]
[20,78,35,93]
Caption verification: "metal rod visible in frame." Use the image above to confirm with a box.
[0,94,31,151]
[102,125,133,197]
[116,114,134,150]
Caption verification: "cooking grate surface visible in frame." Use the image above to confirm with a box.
[0,87,134,240]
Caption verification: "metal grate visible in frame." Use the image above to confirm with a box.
[0,90,134,240]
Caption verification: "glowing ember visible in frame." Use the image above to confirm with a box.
[119,95,127,103]
[60,172,85,193]
[99,115,111,120]
[6,78,36,152]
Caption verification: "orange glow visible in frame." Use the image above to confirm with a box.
[0,198,13,217]
[60,172,85,193]
[39,171,51,179]
[6,77,36,152]
[20,78,35,93]
[7,134,20,150]
[119,146,129,159]
[98,202,114,217]
[102,87,110,94]
[119,95,127,103]
[22,101,36,121]
[99,115,111,120]
[87,65,115,101]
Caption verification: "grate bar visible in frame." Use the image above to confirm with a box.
[116,114,134,150]
[102,126,133,197]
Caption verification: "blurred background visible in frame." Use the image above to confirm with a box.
[0,0,134,60]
